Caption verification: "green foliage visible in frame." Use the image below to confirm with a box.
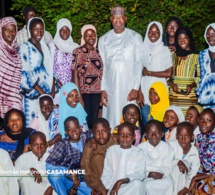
[11,0,215,51]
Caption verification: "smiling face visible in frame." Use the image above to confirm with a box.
[123,105,139,125]
[65,120,81,142]
[93,123,111,145]
[149,88,160,105]
[176,126,193,152]
[148,24,160,43]
[110,14,127,31]
[30,135,46,160]
[84,29,96,46]
[2,24,16,45]
[177,33,190,51]
[66,89,79,108]
[39,97,53,120]
[7,111,23,134]
[146,124,163,147]
[118,125,135,149]
[59,26,70,40]
[166,20,179,37]
[30,22,44,43]
[206,26,215,46]
[163,110,179,131]
[198,110,215,134]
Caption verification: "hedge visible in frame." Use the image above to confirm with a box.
[11,0,215,51]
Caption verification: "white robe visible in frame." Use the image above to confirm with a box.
[98,28,143,130]
[15,151,55,195]
[169,140,200,195]
[138,141,174,195]
[0,149,19,195]
[101,145,145,195]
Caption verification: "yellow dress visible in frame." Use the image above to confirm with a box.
[169,53,201,115]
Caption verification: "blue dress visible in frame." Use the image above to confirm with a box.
[19,42,51,125]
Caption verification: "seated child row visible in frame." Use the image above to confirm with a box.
[0,107,214,195]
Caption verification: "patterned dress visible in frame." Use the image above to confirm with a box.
[53,46,73,85]
[196,49,215,111]
[195,129,215,194]
[19,42,51,126]
[169,53,200,115]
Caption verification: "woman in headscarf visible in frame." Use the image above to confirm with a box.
[49,18,79,86]
[19,17,56,126]
[0,109,35,161]
[163,16,183,52]
[72,24,103,129]
[168,26,200,115]
[0,17,22,118]
[137,21,173,125]
[196,23,215,112]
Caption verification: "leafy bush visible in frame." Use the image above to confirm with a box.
[11,0,215,51]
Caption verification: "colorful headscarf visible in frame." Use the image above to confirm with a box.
[81,24,97,47]
[204,23,215,52]
[59,82,87,138]
[149,82,170,121]
[27,17,53,89]
[54,18,79,53]
[163,16,183,46]
[142,21,164,54]
[0,17,22,116]
[175,26,198,57]
[166,105,185,123]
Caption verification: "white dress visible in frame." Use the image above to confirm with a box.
[169,140,200,195]
[99,28,143,130]
[15,151,54,195]
[0,148,19,195]
[141,46,172,105]
[138,141,174,195]
[101,145,146,195]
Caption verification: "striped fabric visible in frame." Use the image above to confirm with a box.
[0,17,22,118]
[169,53,201,115]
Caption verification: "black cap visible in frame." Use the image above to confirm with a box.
[23,6,36,16]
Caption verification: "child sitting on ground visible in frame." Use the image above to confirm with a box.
[148,82,170,122]
[30,94,61,149]
[163,105,184,142]
[113,104,144,146]
[81,118,118,195]
[101,122,145,195]
[46,116,91,195]
[169,122,200,195]
[15,131,54,195]
[185,106,200,142]
[138,120,174,195]
[0,148,19,195]
[189,108,215,194]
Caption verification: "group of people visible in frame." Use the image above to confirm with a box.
[0,3,215,195]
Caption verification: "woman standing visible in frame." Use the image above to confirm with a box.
[168,26,200,115]
[196,23,215,111]
[0,17,22,118]
[49,18,79,86]
[72,24,103,129]
[137,21,172,125]
[163,16,183,52]
[19,17,55,126]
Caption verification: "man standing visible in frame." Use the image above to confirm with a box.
[99,6,142,130]
[16,6,53,46]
